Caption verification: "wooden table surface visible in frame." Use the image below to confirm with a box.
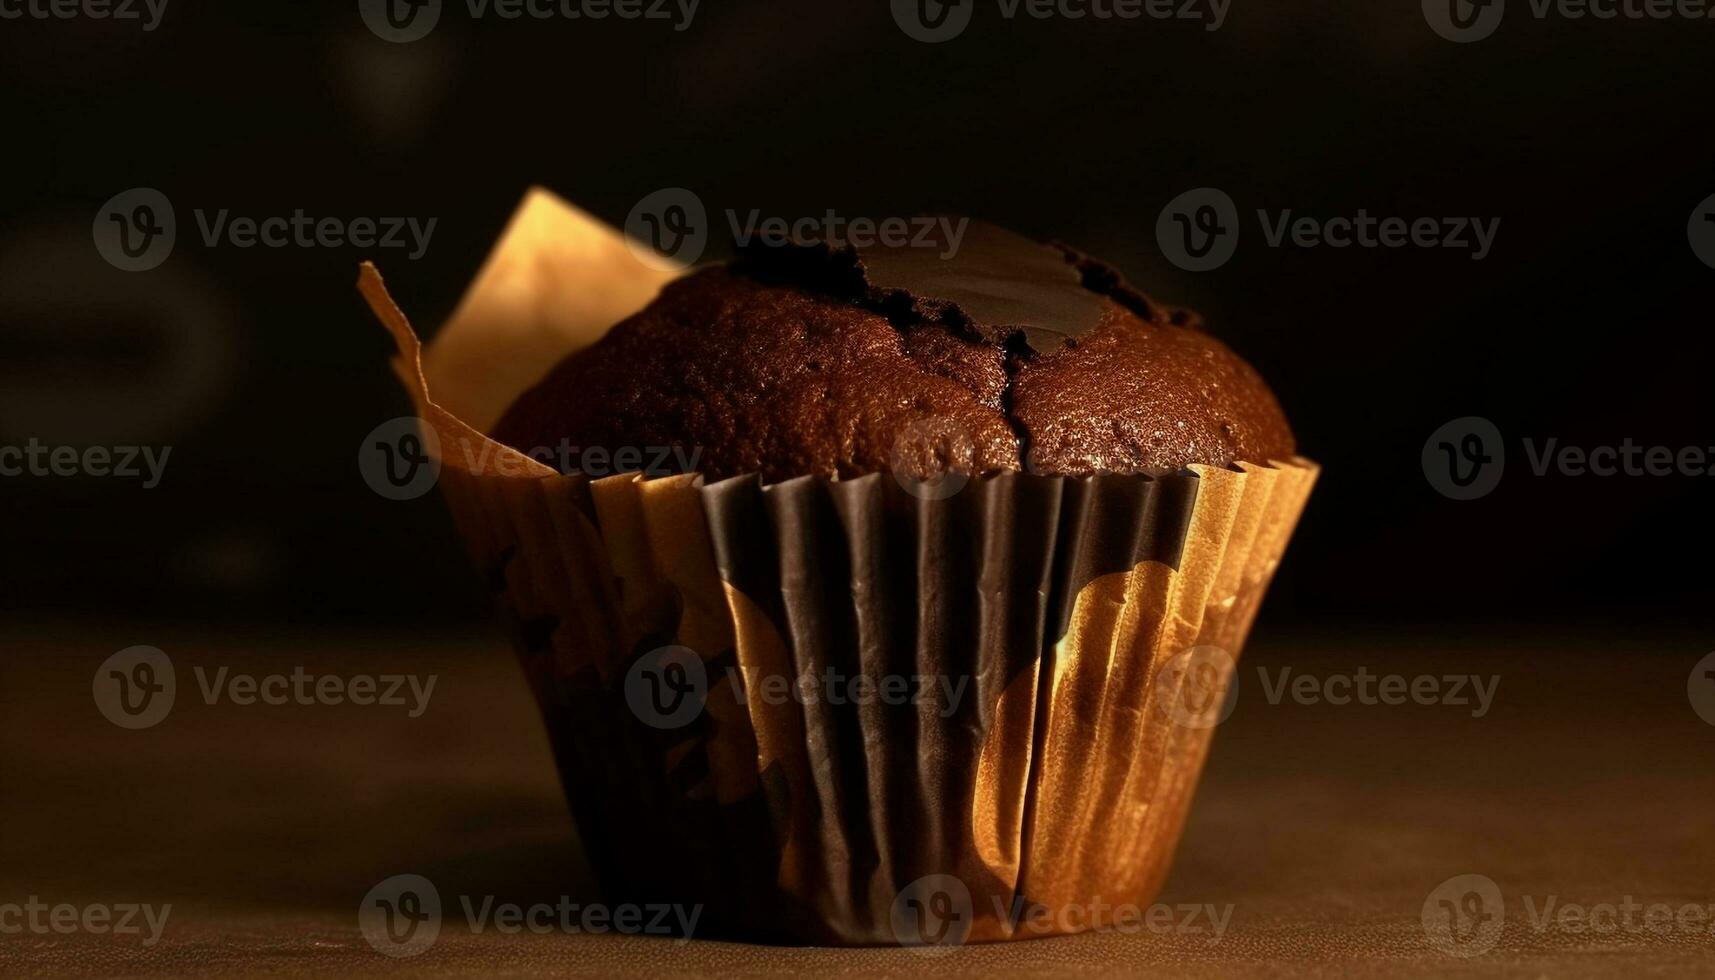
[3,622,1713,977]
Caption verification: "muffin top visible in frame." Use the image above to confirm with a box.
[491,221,1294,483]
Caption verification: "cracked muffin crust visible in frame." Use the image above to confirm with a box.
[490,222,1295,483]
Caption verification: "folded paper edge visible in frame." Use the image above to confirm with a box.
[419,187,686,431]
[358,261,559,481]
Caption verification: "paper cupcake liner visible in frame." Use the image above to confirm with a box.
[357,190,1317,945]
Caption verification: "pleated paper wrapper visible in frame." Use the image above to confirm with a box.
[358,189,1317,946]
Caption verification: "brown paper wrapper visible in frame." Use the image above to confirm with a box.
[359,189,1317,945]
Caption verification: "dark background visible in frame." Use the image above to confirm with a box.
[2,1,1711,635]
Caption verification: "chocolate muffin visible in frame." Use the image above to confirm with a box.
[491,221,1293,483]
[361,197,1319,945]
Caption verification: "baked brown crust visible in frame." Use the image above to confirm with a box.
[491,230,1294,483]
[1012,303,1295,476]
